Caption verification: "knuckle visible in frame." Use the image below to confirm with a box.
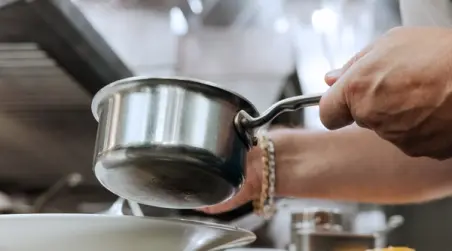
[345,77,364,97]
[345,76,384,129]
[351,100,375,126]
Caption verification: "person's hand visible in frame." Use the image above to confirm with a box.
[320,27,452,159]
[198,147,263,214]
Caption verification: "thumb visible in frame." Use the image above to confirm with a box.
[324,44,374,86]
[319,79,354,130]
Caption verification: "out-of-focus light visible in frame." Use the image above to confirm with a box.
[273,17,290,33]
[170,7,188,35]
[311,8,338,34]
[188,0,203,14]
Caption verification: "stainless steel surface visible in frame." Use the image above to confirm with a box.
[29,0,133,94]
[238,93,322,129]
[378,215,404,235]
[99,197,126,215]
[0,214,256,251]
[268,199,361,249]
[0,42,94,188]
[291,208,343,232]
[0,0,131,94]
[291,223,376,251]
[92,76,259,209]
[374,215,405,248]
[290,209,404,251]
[235,93,322,146]
[291,232,376,251]
[0,0,131,189]
[229,213,266,232]
[127,200,144,217]
[99,197,144,216]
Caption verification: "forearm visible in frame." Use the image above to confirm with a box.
[270,125,452,204]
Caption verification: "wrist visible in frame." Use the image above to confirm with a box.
[247,130,291,201]
[248,128,332,200]
[270,129,308,197]
[268,128,334,198]
[247,145,264,201]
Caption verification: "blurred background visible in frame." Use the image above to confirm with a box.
[0,0,450,250]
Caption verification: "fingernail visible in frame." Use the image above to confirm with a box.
[325,69,342,79]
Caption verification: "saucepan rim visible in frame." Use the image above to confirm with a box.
[91,76,259,121]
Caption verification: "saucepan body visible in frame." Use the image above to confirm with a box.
[91,77,259,209]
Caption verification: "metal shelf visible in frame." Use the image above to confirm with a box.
[0,0,132,95]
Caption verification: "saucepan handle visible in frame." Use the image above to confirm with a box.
[235,93,322,146]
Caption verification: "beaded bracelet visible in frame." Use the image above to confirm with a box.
[253,134,276,219]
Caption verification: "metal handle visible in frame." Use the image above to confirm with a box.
[234,93,322,147]
[239,93,322,129]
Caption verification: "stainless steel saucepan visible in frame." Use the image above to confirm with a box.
[91,76,322,209]
[0,198,256,251]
